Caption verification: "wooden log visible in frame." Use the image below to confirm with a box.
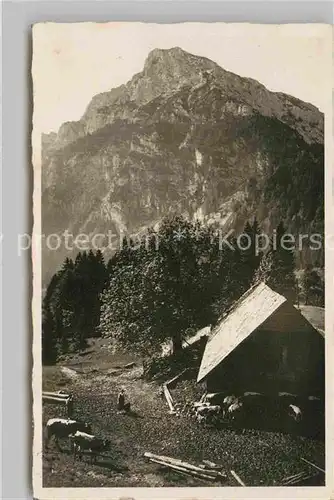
[166,390,174,407]
[153,461,212,483]
[150,458,217,481]
[124,362,136,369]
[166,369,188,389]
[165,467,211,483]
[286,473,319,486]
[164,389,173,410]
[42,394,70,401]
[283,470,305,481]
[163,369,189,412]
[148,457,218,481]
[42,393,69,399]
[144,452,221,477]
[282,472,308,485]
[231,470,246,486]
[163,385,175,412]
[42,391,70,398]
[43,396,68,405]
[285,476,308,485]
[300,457,325,474]
[202,459,223,470]
[282,471,305,483]
[43,396,69,403]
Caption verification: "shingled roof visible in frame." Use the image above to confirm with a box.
[197,282,287,382]
[296,305,325,337]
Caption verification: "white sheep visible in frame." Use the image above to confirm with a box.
[288,404,303,423]
[227,401,244,423]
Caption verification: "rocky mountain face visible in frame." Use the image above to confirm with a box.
[42,47,324,284]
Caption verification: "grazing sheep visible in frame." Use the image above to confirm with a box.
[204,392,227,406]
[196,413,207,424]
[288,404,303,423]
[227,401,244,424]
[69,430,111,464]
[223,395,238,409]
[196,404,219,414]
[195,404,222,425]
[45,418,92,451]
[273,393,299,420]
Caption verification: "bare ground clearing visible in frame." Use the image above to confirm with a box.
[42,339,325,488]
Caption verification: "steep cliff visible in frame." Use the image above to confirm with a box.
[42,47,324,284]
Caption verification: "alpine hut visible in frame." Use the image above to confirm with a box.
[197,282,324,398]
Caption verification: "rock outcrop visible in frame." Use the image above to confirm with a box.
[42,47,324,284]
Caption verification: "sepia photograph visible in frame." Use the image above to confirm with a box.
[31,22,331,497]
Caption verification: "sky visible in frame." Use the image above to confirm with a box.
[32,22,331,159]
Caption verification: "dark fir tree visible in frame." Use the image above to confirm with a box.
[254,221,297,301]
[302,265,324,306]
[41,250,108,362]
[42,303,57,364]
[236,218,262,291]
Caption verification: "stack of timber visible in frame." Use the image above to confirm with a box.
[281,471,320,486]
[144,452,226,482]
[281,458,324,486]
[42,391,73,417]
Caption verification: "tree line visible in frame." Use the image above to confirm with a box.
[42,216,323,364]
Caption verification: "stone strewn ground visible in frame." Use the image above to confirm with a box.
[42,344,325,488]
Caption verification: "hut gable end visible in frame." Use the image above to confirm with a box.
[197,283,287,383]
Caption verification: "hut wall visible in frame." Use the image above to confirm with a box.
[206,304,324,397]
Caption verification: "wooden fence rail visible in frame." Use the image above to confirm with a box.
[42,391,73,417]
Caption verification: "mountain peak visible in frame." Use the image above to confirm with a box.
[143,46,217,75]
[145,46,192,62]
[146,46,185,58]
[45,46,323,154]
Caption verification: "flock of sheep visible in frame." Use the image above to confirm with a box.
[43,389,323,468]
[44,417,111,464]
[175,391,323,433]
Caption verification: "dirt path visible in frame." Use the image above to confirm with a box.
[61,366,79,379]
[42,363,325,488]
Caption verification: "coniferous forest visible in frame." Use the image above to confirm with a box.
[42,216,324,365]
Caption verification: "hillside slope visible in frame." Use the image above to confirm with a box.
[42,47,324,284]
